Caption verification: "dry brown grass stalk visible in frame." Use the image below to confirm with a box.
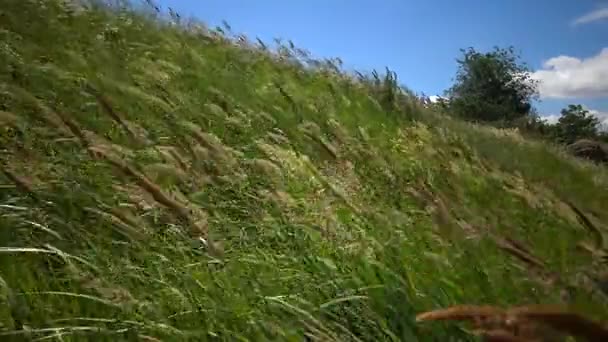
[109,206,147,232]
[327,118,350,146]
[56,114,95,151]
[576,240,607,260]
[266,130,290,145]
[298,121,340,159]
[1,166,41,203]
[1,167,35,194]
[143,163,189,185]
[0,110,19,126]
[191,145,211,164]
[248,158,283,180]
[163,146,190,172]
[8,85,71,135]
[563,200,605,249]
[405,182,461,240]
[24,96,94,149]
[77,274,137,307]
[301,158,361,216]
[493,237,547,271]
[85,84,141,141]
[180,122,240,175]
[181,122,221,153]
[316,137,339,160]
[416,304,608,341]
[82,130,134,159]
[298,121,322,137]
[83,206,145,240]
[88,145,192,222]
[491,235,567,294]
[113,184,156,212]
[509,305,608,340]
[89,145,223,257]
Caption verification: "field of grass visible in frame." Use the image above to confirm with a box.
[1,1,608,341]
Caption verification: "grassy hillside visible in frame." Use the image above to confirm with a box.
[1,1,607,341]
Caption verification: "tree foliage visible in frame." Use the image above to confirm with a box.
[447,46,539,122]
[553,104,601,145]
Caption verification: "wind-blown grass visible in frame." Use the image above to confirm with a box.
[0,0,607,341]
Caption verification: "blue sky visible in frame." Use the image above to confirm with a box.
[155,0,608,123]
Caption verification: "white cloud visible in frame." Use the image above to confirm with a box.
[590,109,608,128]
[541,108,608,129]
[541,114,560,125]
[572,7,608,26]
[428,95,448,103]
[531,48,608,99]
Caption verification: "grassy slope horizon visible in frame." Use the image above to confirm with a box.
[1,1,608,341]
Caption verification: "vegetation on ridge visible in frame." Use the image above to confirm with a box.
[0,0,607,341]
[424,45,608,164]
[445,46,539,123]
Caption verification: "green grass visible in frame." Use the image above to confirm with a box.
[1,1,607,341]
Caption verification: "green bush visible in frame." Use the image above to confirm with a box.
[446,46,539,123]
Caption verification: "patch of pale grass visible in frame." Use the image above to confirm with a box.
[97,78,174,114]
[180,121,241,175]
[203,102,226,117]
[143,163,189,185]
[247,158,283,181]
[163,145,190,167]
[0,110,19,125]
